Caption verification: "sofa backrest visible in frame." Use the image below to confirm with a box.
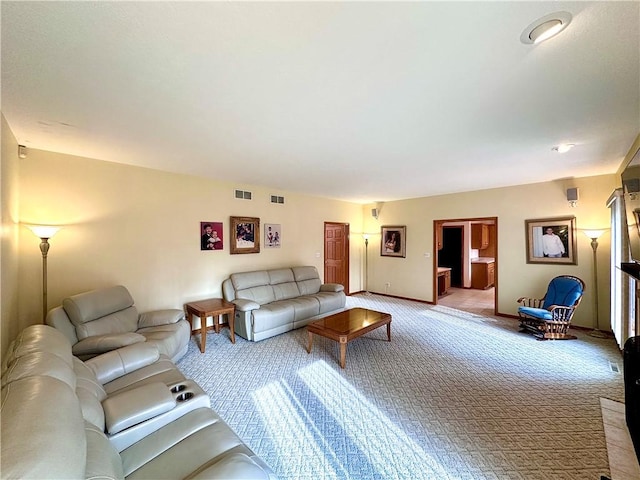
[226,266,322,305]
[292,266,322,295]
[230,270,276,305]
[63,285,139,340]
[269,268,301,301]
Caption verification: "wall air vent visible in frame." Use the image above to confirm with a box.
[270,195,285,204]
[235,189,252,200]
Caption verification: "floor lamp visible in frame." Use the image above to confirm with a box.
[363,234,370,294]
[583,229,607,338]
[28,225,61,323]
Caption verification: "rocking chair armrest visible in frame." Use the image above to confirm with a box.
[517,296,544,307]
[547,305,573,313]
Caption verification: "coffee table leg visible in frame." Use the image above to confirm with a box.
[339,338,347,369]
[387,322,391,341]
[307,330,313,353]
[199,315,207,353]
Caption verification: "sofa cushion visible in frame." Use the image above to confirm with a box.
[285,296,321,321]
[72,332,146,357]
[236,285,276,306]
[311,291,348,314]
[252,302,295,334]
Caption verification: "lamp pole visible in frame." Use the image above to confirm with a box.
[584,229,607,338]
[363,235,369,294]
[28,226,61,323]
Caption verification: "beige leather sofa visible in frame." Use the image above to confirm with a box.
[1,324,277,479]
[46,285,190,362]
[222,266,346,341]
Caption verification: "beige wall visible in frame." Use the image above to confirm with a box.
[7,130,622,346]
[16,148,363,333]
[1,115,21,357]
[362,174,617,330]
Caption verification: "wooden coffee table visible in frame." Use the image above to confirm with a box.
[306,308,392,369]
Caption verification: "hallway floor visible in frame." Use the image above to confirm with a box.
[437,286,495,316]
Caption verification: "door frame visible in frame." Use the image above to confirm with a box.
[433,217,498,315]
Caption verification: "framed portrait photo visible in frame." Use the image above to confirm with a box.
[264,223,281,248]
[525,216,577,265]
[230,216,260,254]
[381,225,406,258]
[200,221,223,251]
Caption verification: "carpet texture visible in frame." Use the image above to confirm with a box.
[176,294,624,479]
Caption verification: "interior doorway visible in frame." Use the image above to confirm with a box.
[324,222,350,293]
[434,217,498,316]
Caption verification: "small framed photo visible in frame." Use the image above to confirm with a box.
[200,222,223,251]
[381,225,406,258]
[230,216,260,254]
[264,224,281,248]
[525,216,577,265]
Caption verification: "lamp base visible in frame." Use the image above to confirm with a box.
[588,329,610,339]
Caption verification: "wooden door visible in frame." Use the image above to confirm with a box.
[324,222,349,292]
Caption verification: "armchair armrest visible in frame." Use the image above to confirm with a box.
[72,332,146,358]
[320,283,344,293]
[84,343,160,385]
[102,382,176,435]
[547,305,574,322]
[138,309,185,328]
[232,299,261,312]
[516,296,544,308]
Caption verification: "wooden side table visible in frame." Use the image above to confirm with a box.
[184,298,235,353]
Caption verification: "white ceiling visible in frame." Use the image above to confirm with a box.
[2,1,639,203]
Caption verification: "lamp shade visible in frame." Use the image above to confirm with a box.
[28,225,61,239]
[583,229,606,240]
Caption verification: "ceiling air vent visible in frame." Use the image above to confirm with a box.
[270,195,285,204]
[235,189,252,200]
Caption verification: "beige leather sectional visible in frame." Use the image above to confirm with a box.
[1,324,277,479]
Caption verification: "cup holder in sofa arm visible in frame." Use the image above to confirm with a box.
[171,384,186,393]
[176,392,194,401]
[107,380,211,452]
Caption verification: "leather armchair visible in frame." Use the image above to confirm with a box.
[46,285,190,362]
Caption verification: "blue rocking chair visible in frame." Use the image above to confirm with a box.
[517,275,585,340]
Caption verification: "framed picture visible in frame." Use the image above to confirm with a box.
[230,216,260,254]
[264,223,281,248]
[200,221,223,251]
[381,225,406,258]
[525,216,577,265]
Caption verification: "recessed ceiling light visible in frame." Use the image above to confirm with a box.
[552,144,575,153]
[521,12,572,45]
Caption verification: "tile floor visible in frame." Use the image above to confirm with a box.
[436,286,495,316]
[601,398,640,480]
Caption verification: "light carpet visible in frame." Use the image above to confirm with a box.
[176,294,624,479]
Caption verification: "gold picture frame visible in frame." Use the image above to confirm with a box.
[230,216,260,254]
[525,216,577,265]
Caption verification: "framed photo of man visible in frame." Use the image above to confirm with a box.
[200,222,223,251]
[525,216,577,265]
